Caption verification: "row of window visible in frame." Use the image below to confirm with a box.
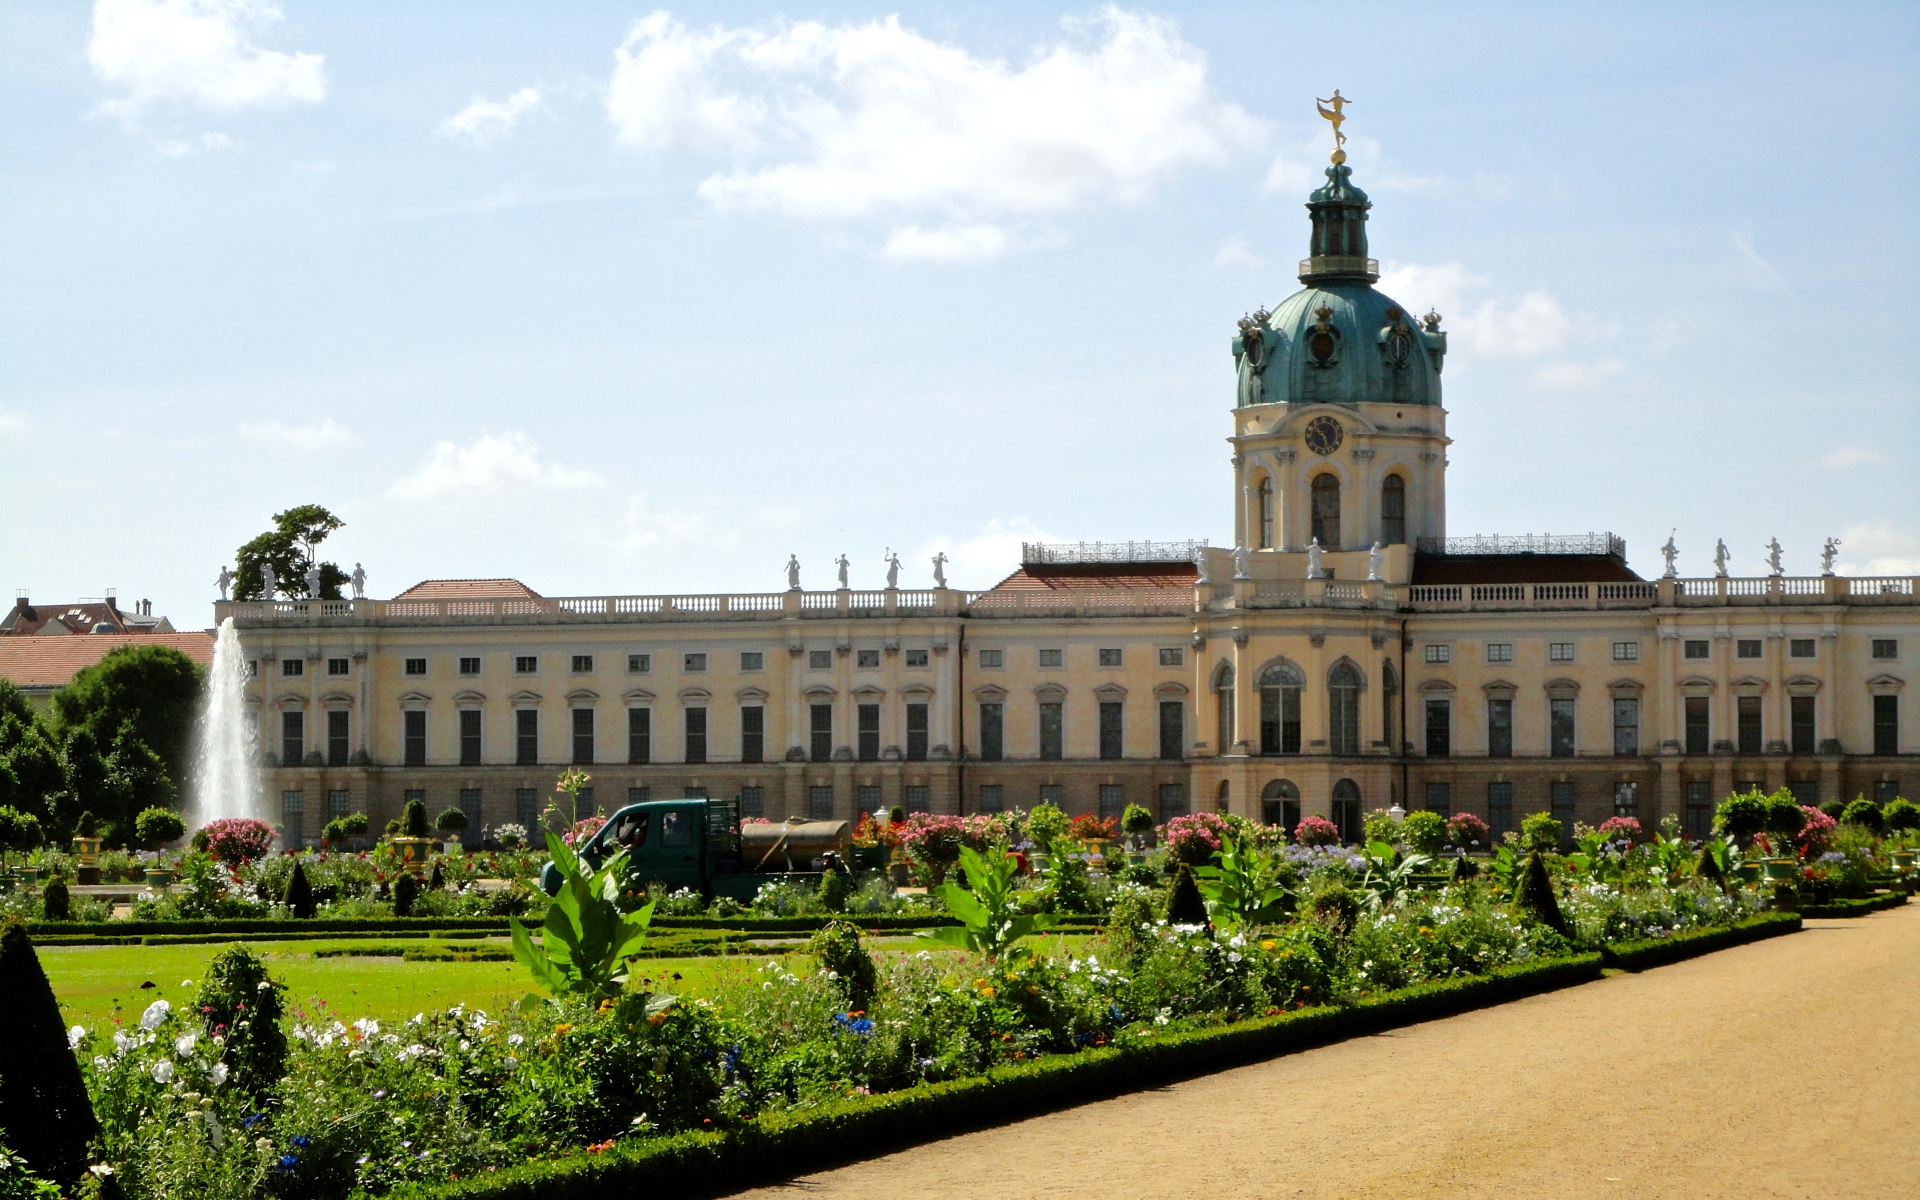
[1418,694,1901,758]
[976,700,1186,761]
[1427,641,1640,665]
[976,647,1182,669]
[1253,473,1408,553]
[1412,637,1909,669]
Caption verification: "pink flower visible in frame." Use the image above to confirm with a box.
[1162,813,1229,863]
[1293,815,1340,847]
[1597,816,1643,843]
[200,818,276,864]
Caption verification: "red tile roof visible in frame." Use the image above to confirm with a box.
[392,578,543,601]
[983,563,1199,592]
[0,632,216,690]
[1411,554,1643,585]
[3,600,143,636]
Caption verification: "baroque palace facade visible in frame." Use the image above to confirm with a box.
[219,156,1917,847]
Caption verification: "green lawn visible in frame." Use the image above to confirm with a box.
[40,932,1099,1030]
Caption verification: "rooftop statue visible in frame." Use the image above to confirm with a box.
[1306,538,1326,580]
[1765,538,1784,577]
[1713,539,1730,579]
[216,565,233,601]
[1660,532,1679,579]
[260,563,277,599]
[1232,543,1251,581]
[351,563,367,599]
[1821,537,1841,577]
[931,551,949,589]
[1367,541,1384,582]
[883,550,901,590]
[835,553,850,589]
[1316,89,1351,163]
[786,555,801,590]
[305,562,321,600]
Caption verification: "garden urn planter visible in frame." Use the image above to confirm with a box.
[1736,861,1764,884]
[1762,858,1797,883]
[392,836,433,867]
[144,868,178,888]
[1083,839,1109,871]
[1892,850,1916,875]
[15,865,41,885]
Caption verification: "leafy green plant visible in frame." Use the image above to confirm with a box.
[1695,836,1730,886]
[40,881,69,922]
[1840,797,1885,835]
[196,944,287,1100]
[808,920,877,1012]
[322,811,368,846]
[1024,803,1068,850]
[816,868,850,912]
[1883,798,1918,832]
[1193,832,1289,931]
[1120,804,1155,840]
[1763,791,1806,839]
[435,806,469,838]
[1362,808,1400,846]
[0,807,42,871]
[511,829,656,1000]
[1400,811,1447,856]
[1715,790,1769,841]
[133,806,184,848]
[1356,840,1432,911]
[1520,811,1563,853]
[916,844,1054,960]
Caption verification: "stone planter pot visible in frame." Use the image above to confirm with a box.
[15,866,41,885]
[390,836,433,868]
[1736,861,1764,884]
[1893,850,1917,874]
[144,868,178,888]
[1762,858,1798,883]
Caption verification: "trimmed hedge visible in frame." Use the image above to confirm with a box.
[1796,891,1910,919]
[1599,912,1801,972]
[383,953,1602,1200]
[27,916,511,938]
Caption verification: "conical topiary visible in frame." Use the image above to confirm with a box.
[1694,842,1726,887]
[393,870,419,917]
[1165,863,1208,925]
[282,859,315,918]
[41,880,71,921]
[196,945,286,1102]
[1512,849,1569,936]
[401,798,430,838]
[427,860,445,891]
[0,918,98,1184]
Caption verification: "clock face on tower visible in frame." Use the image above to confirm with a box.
[1303,415,1344,457]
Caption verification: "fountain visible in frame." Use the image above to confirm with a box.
[188,617,266,828]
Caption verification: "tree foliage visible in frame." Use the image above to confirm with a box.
[0,919,99,1184]
[50,643,201,790]
[233,503,350,601]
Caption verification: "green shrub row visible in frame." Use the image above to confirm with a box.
[385,952,1603,1200]
[1795,891,1910,919]
[647,914,1102,933]
[27,916,511,938]
[1598,912,1802,972]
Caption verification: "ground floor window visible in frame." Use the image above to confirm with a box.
[1613,781,1638,821]
[1098,784,1124,820]
[738,786,763,818]
[1550,781,1576,849]
[1331,779,1361,843]
[978,784,1004,814]
[1685,780,1713,840]
[1487,781,1513,840]
[905,785,931,814]
[808,785,833,819]
[1158,782,1186,819]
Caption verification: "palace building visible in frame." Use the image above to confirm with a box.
[218,153,1917,846]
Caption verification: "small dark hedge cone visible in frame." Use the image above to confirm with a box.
[427,860,445,891]
[282,860,316,918]
[42,880,70,921]
[0,918,99,1184]
[1513,849,1570,936]
[1165,864,1208,925]
[393,870,419,917]
[1694,842,1726,887]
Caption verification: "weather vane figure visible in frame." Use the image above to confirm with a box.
[1316,90,1351,163]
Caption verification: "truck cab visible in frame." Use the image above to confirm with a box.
[539,798,742,897]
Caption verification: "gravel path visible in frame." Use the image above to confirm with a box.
[727,905,1919,1200]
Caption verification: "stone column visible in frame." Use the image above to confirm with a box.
[1230,631,1253,755]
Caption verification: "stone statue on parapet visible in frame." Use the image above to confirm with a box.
[216,565,233,600]
[1233,543,1251,581]
[786,555,802,590]
[883,550,901,590]
[1367,541,1384,582]
[1764,538,1784,577]
[931,551,948,589]
[305,562,322,600]
[351,563,367,599]
[1660,531,1679,579]
[1712,539,1730,579]
[835,554,850,589]
[1193,545,1213,587]
[1306,538,1325,580]
[260,563,277,599]
[1821,537,1840,577]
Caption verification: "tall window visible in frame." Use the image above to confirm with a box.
[459,788,483,831]
[1685,781,1713,839]
[738,786,764,818]
[1425,782,1450,814]
[1160,782,1187,818]
[906,703,929,761]
[809,704,832,762]
[857,784,881,813]
[1737,696,1763,754]
[1487,782,1513,840]
[1612,697,1640,756]
[740,706,763,763]
[1382,661,1398,752]
[328,710,350,766]
[1310,473,1341,549]
[904,785,930,814]
[1215,665,1235,752]
[1257,477,1274,549]
[1425,699,1450,757]
[1790,696,1816,755]
[516,709,538,765]
[978,703,1003,761]
[1550,782,1576,849]
[627,786,650,806]
[1038,702,1064,760]
[282,710,304,765]
[571,708,595,765]
[1259,662,1304,755]
[809,786,833,820]
[1328,663,1361,756]
[1875,695,1899,756]
[1331,779,1361,843]
[1259,779,1297,831]
[685,707,708,764]
[1098,784,1124,820]
[327,789,350,819]
[857,704,880,761]
[1613,782,1638,820]
[459,709,481,766]
[1039,784,1064,807]
[628,708,651,764]
[515,787,538,828]
[1487,698,1513,758]
[1158,701,1184,760]
[1381,474,1406,545]
[282,789,304,833]
[978,785,1005,814]
[1098,702,1123,760]
[1685,697,1710,755]
[1549,698,1576,757]
[403,710,426,767]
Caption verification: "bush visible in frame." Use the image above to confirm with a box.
[1293,815,1339,847]
[40,881,69,922]
[201,817,274,864]
[1362,809,1400,846]
[282,859,316,918]
[393,871,420,917]
[195,944,287,1100]
[1162,813,1228,865]
[1763,792,1805,838]
[0,807,43,870]
[1400,811,1446,856]
[1120,804,1155,839]
[1714,791,1769,840]
[1024,803,1068,849]
[1446,812,1490,850]
[402,798,430,838]
[1520,811,1563,853]
[436,806,469,837]
[816,870,850,913]
[808,920,877,1012]
[1596,816,1642,844]
[1164,864,1207,924]
[428,860,446,891]
[1885,798,1920,832]
[1513,850,1569,935]
[1840,798,1885,834]
[133,806,185,847]
[0,918,98,1184]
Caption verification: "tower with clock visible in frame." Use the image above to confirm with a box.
[1225,155,1451,584]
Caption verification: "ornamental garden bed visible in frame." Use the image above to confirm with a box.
[1795,891,1910,919]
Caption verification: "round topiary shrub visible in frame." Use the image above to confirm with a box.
[1763,793,1806,839]
[1714,791,1769,842]
[1293,814,1339,847]
[1401,810,1447,856]
[435,806,468,838]
[1884,798,1919,832]
[133,806,185,848]
[1520,811,1563,853]
[1840,798,1885,834]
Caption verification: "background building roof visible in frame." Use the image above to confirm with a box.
[0,631,216,696]
[392,579,543,601]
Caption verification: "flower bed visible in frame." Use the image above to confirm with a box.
[1794,891,1909,919]
[1598,912,1801,972]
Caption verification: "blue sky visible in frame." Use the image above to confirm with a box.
[2,1,1915,623]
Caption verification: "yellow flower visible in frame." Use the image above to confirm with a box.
[979,986,996,998]
[647,1011,669,1027]
[553,1023,573,1037]
[1260,940,1276,952]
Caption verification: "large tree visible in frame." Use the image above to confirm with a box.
[50,643,202,790]
[234,503,350,600]
[0,683,65,824]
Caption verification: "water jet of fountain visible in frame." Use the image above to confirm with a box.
[189,617,265,829]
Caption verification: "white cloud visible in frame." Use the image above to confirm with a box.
[1213,234,1265,268]
[1729,231,1802,306]
[883,223,1010,264]
[439,86,543,145]
[1833,523,1920,578]
[0,408,28,437]
[1819,445,1888,470]
[913,517,1064,591]
[238,417,352,448]
[389,433,604,501]
[1529,357,1625,389]
[156,130,236,155]
[581,492,726,556]
[1377,259,1622,385]
[89,0,326,118]
[1261,151,1315,196]
[605,9,1261,255]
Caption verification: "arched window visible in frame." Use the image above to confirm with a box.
[1311,473,1341,549]
[1260,778,1300,833]
[1381,474,1406,545]
[1331,778,1362,844]
[1381,659,1400,755]
[1213,663,1235,752]
[1328,662,1361,756]
[1257,477,1274,549]
[1257,660,1304,755]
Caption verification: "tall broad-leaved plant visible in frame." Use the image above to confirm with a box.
[511,829,654,1000]
[1193,832,1289,931]
[917,844,1054,961]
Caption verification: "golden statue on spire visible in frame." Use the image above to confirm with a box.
[1316,90,1350,164]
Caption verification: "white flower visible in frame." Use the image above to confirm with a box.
[209,1063,229,1087]
[68,1025,86,1049]
[93,1056,109,1069]
[151,1060,175,1084]
[257,980,272,991]
[353,1017,380,1038]
[140,999,172,1031]
[503,1056,518,1070]
[175,1032,198,1056]
[113,1030,133,1053]
[507,1033,524,1047]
